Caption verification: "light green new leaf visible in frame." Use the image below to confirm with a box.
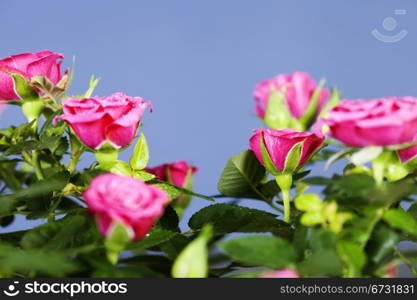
[130,132,149,170]
[172,225,212,278]
[294,193,323,212]
[84,75,100,98]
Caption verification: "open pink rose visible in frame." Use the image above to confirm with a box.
[262,269,299,278]
[54,93,151,150]
[315,97,417,147]
[253,71,329,119]
[0,50,64,100]
[146,161,197,187]
[84,173,167,241]
[250,128,324,173]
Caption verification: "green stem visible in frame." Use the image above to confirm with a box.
[394,247,417,277]
[32,150,44,180]
[67,150,82,173]
[67,135,84,173]
[275,173,293,223]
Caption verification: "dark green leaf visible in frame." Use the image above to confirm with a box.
[0,243,78,276]
[128,227,178,252]
[189,204,292,239]
[217,150,266,198]
[220,235,296,269]
[21,215,89,250]
[365,224,400,273]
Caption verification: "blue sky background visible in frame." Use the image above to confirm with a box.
[1,0,417,237]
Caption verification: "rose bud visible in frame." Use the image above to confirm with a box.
[54,93,151,150]
[0,50,64,100]
[146,161,197,188]
[146,161,198,214]
[250,128,324,175]
[84,173,167,241]
[314,97,417,147]
[261,269,299,278]
[253,72,329,130]
[250,128,324,223]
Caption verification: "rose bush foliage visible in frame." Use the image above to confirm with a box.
[0,50,416,278]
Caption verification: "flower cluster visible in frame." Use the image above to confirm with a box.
[0,49,416,279]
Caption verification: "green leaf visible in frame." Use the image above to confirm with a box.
[84,75,100,98]
[298,229,343,276]
[128,227,178,252]
[152,180,214,202]
[134,170,156,181]
[20,215,89,250]
[322,173,377,205]
[130,132,149,170]
[383,209,417,236]
[300,211,324,226]
[365,224,400,271]
[351,146,383,166]
[0,243,78,277]
[303,176,331,185]
[0,173,68,215]
[156,205,180,232]
[172,225,212,278]
[264,89,293,130]
[220,235,296,269]
[159,234,191,260]
[189,204,293,239]
[217,150,266,198]
[298,249,343,277]
[10,73,39,99]
[294,193,323,212]
[337,241,366,277]
[98,160,132,176]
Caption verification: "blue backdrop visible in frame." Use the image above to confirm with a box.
[1,0,416,235]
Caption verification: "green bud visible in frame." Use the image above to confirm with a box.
[172,225,212,278]
[104,222,133,265]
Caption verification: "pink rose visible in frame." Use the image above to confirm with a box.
[253,71,329,119]
[315,97,417,147]
[0,50,64,100]
[84,173,167,241]
[54,93,151,150]
[250,128,324,173]
[262,269,299,278]
[397,145,417,163]
[146,161,197,187]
